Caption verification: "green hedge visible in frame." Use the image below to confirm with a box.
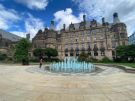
[0,53,7,61]
[99,57,112,63]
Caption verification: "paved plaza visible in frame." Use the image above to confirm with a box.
[0,64,135,101]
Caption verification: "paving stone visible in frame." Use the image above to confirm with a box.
[0,64,134,101]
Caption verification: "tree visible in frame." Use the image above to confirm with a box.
[44,48,58,59]
[116,45,127,57]
[14,38,31,64]
[116,44,135,62]
[127,45,135,58]
[33,48,44,58]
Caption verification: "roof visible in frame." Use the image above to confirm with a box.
[0,29,22,42]
[66,21,102,31]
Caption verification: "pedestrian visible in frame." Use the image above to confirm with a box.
[39,57,43,68]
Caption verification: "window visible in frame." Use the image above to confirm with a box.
[65,54,68,57]
[93,44,98,56]
[112,51,115,56]
[88,52,91,56]
[76,53,79,56]
[112,41,116,48]
[100,48,105,56]
[70,53,74,56]
[75,47,79,56]
[94,52,98,56]
[70,48,74,56]
[120,33,125,38]
[65,48,68,57]
[88,46,91,56]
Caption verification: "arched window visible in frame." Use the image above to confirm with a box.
[93,44,98,56]
[100,47,105,56]
[75,47,79,56]
[65,48,68,57]
[70,48,74,56]
[87,46,91,56]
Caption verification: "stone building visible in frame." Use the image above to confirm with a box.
[32,13,128,60]
[128,32,135,45]
[0,29,21,55]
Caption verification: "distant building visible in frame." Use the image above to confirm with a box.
[128,32,135,45]
[32,12,128,60]
[0,29,22,54]
[26,33,30,40]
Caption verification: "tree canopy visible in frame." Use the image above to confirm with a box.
[116,44,135,62]
[44,48,58,58]
[33,48,44,57]
[14,38,31,62]
[33,48,58,59]
[116,45,135,57]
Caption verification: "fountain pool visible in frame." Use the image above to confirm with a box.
[49,57,95,73]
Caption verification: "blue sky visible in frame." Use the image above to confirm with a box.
[0,0,135,38]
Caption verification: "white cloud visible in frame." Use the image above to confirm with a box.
[0,4,44,39]
[73,0,135,36]
[25,14,44,39]
[0,4,20,30]
[54,8,84,30]
[10,31,26,37]
[11,14,45,39]
[15,0,48,10]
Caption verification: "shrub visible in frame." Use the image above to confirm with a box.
[87,57,98,63]
[29,58,39,62]
[0,53,7,61]
[78,52,88,62]
[33,48,44,58]
[44,57,60,62]
[100,57,112,63]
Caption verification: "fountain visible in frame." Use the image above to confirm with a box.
[49,57,95,73]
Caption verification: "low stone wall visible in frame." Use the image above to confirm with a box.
[94,63,135,73]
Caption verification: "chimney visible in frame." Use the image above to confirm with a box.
[83,15,86,22]
[63,24,66,30]
[113,12,120,24]
[50,20,55,30]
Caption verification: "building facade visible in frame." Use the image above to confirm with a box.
[128,32,135,45]
[0,29,21,55]
[32,13,128,60]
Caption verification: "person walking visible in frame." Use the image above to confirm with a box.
[39,58,43,68]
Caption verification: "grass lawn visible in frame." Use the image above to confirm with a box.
[95,62,135,68]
